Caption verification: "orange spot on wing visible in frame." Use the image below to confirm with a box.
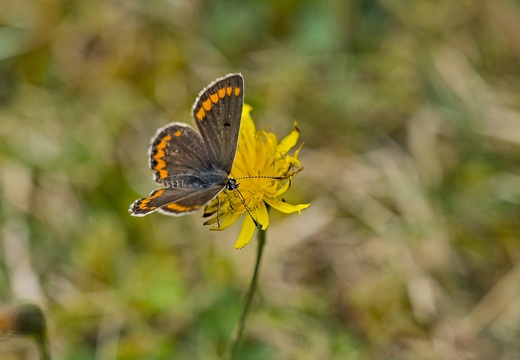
[234,87,241,96]
[218,88,226,98]
[138,189,165,210]
[152,135,172,179]
[210,93,219,103]
[226,86,233,96]
[173,130,182,137]
[165,203,200,212]
[203,99,212,111]
[196,107,205,121]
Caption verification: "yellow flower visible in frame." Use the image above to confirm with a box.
[203,104,309,249]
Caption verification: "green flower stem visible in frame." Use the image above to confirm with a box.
[224,223,267,359]
[38,332,51,360]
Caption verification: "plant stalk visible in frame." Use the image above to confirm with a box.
[223,224,267,359]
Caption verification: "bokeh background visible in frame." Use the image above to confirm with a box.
[2,0,520,359]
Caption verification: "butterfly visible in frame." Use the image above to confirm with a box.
[129,73,244,217]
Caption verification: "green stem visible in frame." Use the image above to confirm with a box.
[37,332,51,360]
[224,225,267,359]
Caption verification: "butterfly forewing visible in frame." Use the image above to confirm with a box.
[192,74,244,174]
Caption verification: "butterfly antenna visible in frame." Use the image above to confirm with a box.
[226,179,260,229]
[234,166,303,182]
[232,188,260,229]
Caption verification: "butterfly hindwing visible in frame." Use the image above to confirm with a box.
[130,186,224,217]
[149,123,212,184]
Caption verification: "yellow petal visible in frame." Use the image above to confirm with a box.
[223,211,242,226]
[265,198,310,214]
[284,156,302,168]
[293,142,304,159]
[276,122,299,155]
[235,106,258,170]
[253,202,269,230]
[234,216,257,249]
[262,131,278,148]
[241,104,256,134]
[273,180,291,196]
[211,212,241,230]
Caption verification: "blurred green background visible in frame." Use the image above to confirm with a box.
[2,0,520,359]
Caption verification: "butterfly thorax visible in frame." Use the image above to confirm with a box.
[163,169,229,189]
